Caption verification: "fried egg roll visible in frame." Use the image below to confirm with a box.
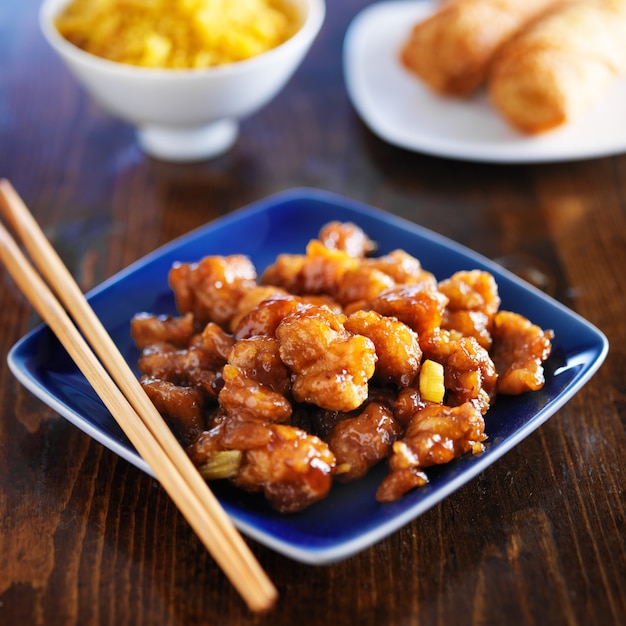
[400,0,564,96]
[489,0,626,133]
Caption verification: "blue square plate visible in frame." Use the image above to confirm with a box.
[8,188,608,564]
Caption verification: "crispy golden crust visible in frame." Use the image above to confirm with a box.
[400,0,564,96]
[489,0,626,133]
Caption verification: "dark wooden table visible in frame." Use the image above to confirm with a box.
[1,1,625,624]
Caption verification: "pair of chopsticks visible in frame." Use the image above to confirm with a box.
[0,179,277,613]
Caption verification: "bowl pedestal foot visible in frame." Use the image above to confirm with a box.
[137,119,239,161]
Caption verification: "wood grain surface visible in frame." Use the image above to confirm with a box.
[0,1,624,625]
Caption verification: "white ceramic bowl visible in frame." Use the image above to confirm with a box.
[40,0,325,161]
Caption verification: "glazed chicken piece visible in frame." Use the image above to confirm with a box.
[438,270,501,349]
[138,343,214,385]
[189,417,336,513]
[141,377,206,444]
[327,401,402,482]
[420,328,498,414]
[261,221,376,297]
[191,321,237,363]
[169,254,257,326]
[263,225,435,309]
[219,363,292,424]
[376,401,486,502]
[233,295,305,340]
[335,264,396,308]
[344,310,422,387]
[338,250,438,309]
[188,361,336,513]
[228,284,289,332]
[137,322,234,392]
[365,249,438,287]
[318,220,377,257]
[135,320,236,435]
[491,310,553,394]
[234,423,336,513]
[371,283,449,336]
[262,239,360,298]
[393,386,426,425]
[130,311,197,349]
[226,336,291,396]
[276,304,377,412]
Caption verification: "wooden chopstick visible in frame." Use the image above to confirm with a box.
[0,180,277,613]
